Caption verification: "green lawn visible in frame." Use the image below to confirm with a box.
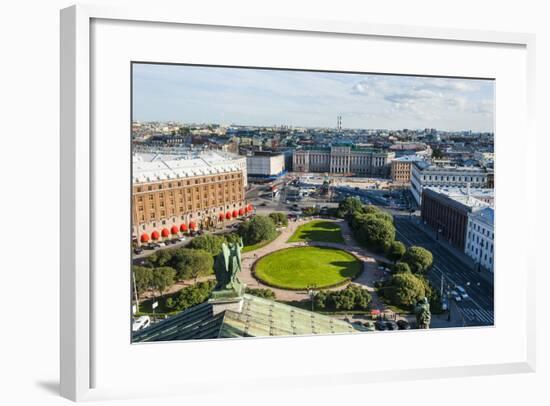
[287,220,344,243]
[254,246,362,289]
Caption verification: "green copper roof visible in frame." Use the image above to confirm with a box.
[133,294,366,342]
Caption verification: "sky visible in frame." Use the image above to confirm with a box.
[132,63,495,132]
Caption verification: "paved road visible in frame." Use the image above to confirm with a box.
[393,215,494,327]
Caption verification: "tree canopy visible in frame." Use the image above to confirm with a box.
[402,246,434,274]
[337,196,363,218]
[388,241,407,263]
[187,233,227,256]
[238,215,277,245]
[151,267,176,297]
[387,272,426,307]
[269,212,288,227]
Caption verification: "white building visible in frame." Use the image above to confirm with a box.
[246,152,285,178]
[465,207,494,273]
[411,161,491,205]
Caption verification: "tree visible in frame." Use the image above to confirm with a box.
[388,241,406,263]
[144,249,172,268]
[387,272,426,307]
[188,233,226,256]
[238,215,277,245]
[351,213,396,252]
[393,262,411,274]
[169,248,214,281]
[133,266,153,296]
[269,212,288,227]
[402,246,433,274]
[432,148,444,159]
[151,267,176,297]
[223,233,242,245]
[363,205,393,223]
[337,196,363,218]
[174,280,216,311]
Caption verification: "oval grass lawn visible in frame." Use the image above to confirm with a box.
[253,246,362,290]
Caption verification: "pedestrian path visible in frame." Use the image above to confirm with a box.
[239,218,393,317]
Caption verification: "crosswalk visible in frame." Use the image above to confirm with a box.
[460,307,494,326]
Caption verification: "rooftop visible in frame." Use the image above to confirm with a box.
[470,206,494,227]
[424,187,493,210]
[394,155,426,163]
[132,294,365,342]
[413,161,489,173]
[133,151,244,184]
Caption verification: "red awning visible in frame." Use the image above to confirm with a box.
[225,212,231,220]
[171,225,179,235]
[189,222,197,230]
[232,210,238,218]
[180,223,188,232]
[238,208,245,216]
[161,228,170,238]
[140,233,149,243]
[218,213,224,221]
[151,231,160,240]
[247,204,254,212]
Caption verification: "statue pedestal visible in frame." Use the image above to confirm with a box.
[209,296,244,315]
[209,283,245,315]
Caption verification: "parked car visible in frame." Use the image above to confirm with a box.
[362,321,375,331]
[178,236,187,242]
[147,243,160,249]
[374,320,387,331]
[396,320,411,330]
[157,242,166,247]
[456,286,469,300]
[132,315,151,332]
[169,238,180,244]
[133,247,143,255]
[385,321,398,330]
[450,290,462,302]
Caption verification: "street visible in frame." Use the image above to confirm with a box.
[393,215,494,327]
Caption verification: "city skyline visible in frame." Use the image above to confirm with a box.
[133,63,495,133]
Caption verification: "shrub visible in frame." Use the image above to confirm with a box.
[245,287,276,300]
[313,285,371,311]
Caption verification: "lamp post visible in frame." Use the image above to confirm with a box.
[307,284,317,312]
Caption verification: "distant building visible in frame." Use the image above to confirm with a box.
[390,155,426,185]
[411,161,492,205]
[293,145,394,177]
[132,151,249,245]
[421,187,492,251]
[246,151,286,178]
[465,207,494,273]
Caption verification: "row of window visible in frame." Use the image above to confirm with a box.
[135,173,242,193]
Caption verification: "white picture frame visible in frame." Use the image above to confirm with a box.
[60,4,536,402]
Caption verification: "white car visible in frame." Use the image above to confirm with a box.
[178,236,187,241]
[456,286,469,300]
[132,315,151,332]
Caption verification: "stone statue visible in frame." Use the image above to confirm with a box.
[414,297,431,329]
[211,239,244,299]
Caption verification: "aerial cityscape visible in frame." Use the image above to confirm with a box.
[131,63,495,341]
